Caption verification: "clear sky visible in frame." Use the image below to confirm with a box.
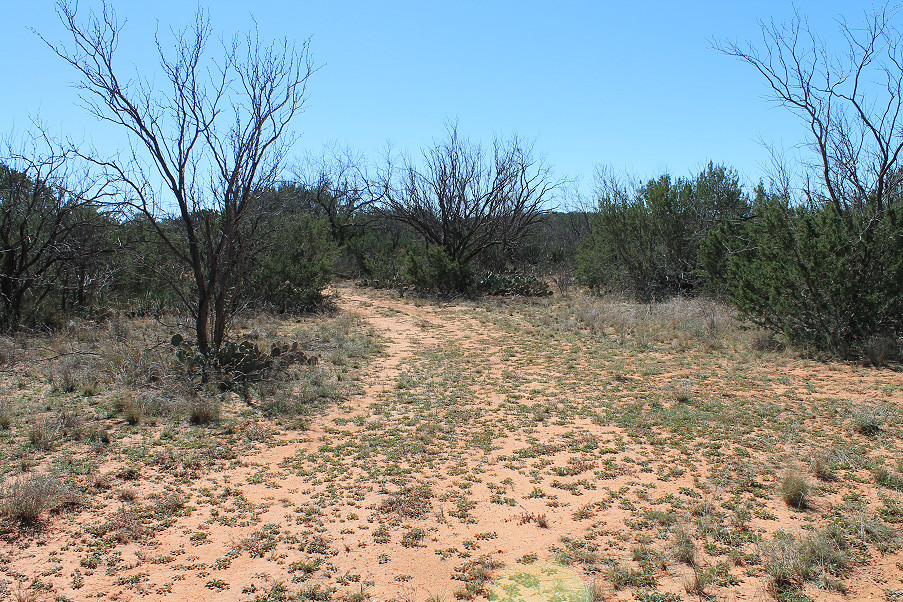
[0,0,876,202]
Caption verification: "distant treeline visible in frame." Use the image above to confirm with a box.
[2,154,901,362]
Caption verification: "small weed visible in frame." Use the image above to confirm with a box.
[205,578,229,591]
[298,582,334,601]
[451,556,503,600]
[606,564,656,589]
[400,527,426,548]
[378,483,433,518]
[634,591,682,602]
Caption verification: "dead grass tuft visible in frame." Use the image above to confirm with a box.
[672,527,696,565]
[0,472,75,523]
[378,483,433,519]
[781,472,811,510]
[536,291,750,349]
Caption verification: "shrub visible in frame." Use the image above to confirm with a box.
[862,335,900,367]
[701,193,903,359]
[171,334,316,391]
[404,245,473,297]
[338,220,412,284]
[577,163,748,301]
[245,213,334,313]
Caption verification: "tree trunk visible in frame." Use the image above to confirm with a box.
[196,291,211,352]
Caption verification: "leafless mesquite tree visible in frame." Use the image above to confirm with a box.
[292,145,385,246]
[381,124,559,266]
[45,1,314,351]
[716,6,903,230]
[0,134,113,331]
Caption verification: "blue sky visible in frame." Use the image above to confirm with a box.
[1,1,874,201]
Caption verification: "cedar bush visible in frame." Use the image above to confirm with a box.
[577,163,747,301]
[701,193,903,359]
[246,214,334,313]
[403,245,473,297]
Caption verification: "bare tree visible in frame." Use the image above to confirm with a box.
[292,145,384,246]
[716,7,903,228]
[45,1,314,351]
[381,124,558,268]
[0,133,112,331]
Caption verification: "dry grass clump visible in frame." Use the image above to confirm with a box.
[0,400,12,430]
[750,331,785,352]
[672,527,696,565]
[188,396,221,425]
[378,483,433,519]
[28,410,86,450]
[810,452,838,482]
[851,404,888,437]
[99,321,180,387]
[762,516,898,597]
[761,527,851,595]
[284,311,379,362]
[97,491,189,543]
[684,565,718,598]
[781,472,811,509]
[0,473,75,523]
[48,357,100,396]
[582,578,608,602]
[110,390,186,425]
[668,381,694,404]
[874,466,903,491]
[538,291,749,349]
[855,513,900,552]
[861,334,900,367]
[0,336,18,366]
